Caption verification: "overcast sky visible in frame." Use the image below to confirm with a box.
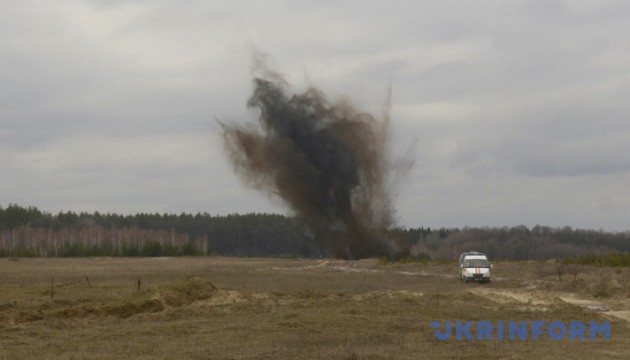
[2,0,630,231]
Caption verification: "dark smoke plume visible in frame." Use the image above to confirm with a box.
[222,63,407,259]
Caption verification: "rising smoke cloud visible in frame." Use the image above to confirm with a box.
[221,61,407,259]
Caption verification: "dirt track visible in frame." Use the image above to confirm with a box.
[297,260,630,325]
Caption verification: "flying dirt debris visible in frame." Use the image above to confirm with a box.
[221,60,412,259]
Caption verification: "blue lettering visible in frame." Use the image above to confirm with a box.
[456,321,474,340]
[428,320,608,341]
[589,321,610,340]
[569,321,586,340]
[548,321,567,340]
[509,321,527,340]
[477,321,493,340]
[531,321,545,340]
[430,321,451,340]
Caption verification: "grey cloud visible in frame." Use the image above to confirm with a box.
[2,0,630,231]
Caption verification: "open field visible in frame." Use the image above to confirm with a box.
[1,257,629,359]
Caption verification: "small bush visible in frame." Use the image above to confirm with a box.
[594,286,611,298]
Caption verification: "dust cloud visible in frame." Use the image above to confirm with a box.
[221,60,411,259]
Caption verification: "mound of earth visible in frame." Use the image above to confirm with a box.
[7,277,218,322]
[157,276,217,307]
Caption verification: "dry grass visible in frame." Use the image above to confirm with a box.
[1,257,629,359]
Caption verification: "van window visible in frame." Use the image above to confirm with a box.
[464,259,489,267]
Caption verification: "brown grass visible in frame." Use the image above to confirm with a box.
[0,257,629,359]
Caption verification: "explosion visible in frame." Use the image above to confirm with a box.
[222,62,406,259]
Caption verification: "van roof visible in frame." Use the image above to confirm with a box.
[461,251,485,255]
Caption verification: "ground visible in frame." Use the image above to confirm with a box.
[0,257,629,359]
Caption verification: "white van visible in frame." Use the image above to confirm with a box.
[459,251,492,283]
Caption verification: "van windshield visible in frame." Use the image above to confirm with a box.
[464,259,489,268]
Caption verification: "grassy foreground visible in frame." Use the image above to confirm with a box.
[0,257,629,359]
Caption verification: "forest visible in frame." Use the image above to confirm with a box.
[1,203,629,260]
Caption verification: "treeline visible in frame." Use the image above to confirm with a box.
[408,225,630,260]
[2,204,630,260]
[0,204,320,258]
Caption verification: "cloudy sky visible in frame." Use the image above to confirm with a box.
[1,0,629,231]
